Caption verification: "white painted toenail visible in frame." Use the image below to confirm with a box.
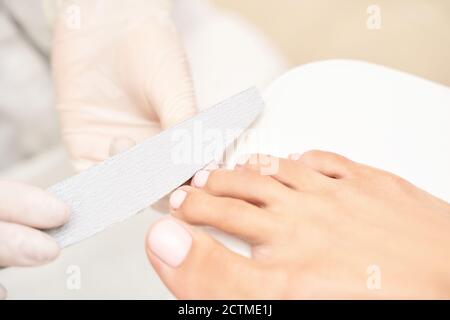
[192,170,210,188]
[148,219,192,268]
[169,190,187,209]
[289,154,301,161]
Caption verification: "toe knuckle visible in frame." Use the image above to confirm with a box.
[382,171,409,188]
[301,150,350,166]
[325,152,349,165]
[300,150,325,163]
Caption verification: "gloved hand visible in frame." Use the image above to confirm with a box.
[0,180,69,300]
[52,0,197,171]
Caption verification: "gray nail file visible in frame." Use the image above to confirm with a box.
[46,88,264,248]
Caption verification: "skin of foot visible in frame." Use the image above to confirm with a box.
[145,150,450,299]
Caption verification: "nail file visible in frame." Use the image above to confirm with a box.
[46,88,264,248]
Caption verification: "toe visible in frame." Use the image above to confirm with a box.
[239,154,334,192]
[192,168,293,207]
[146,218,281,299]
[298,150,356,179]
[169,187,281,244]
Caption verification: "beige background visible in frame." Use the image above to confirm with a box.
[213,0,450,86]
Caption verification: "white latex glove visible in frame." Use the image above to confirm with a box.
[0,180,69,299]
[52,0,197,171]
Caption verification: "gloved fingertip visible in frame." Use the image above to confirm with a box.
[41,234,62,262]
[2,182,70,229]
[30,190,70,228]
[24,233,61,266]
[48,197,71,227]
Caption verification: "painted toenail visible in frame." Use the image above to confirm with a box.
[170,189,187,209]
[289,154,301,161]
[192,170,210,188]
[148,219,192,268]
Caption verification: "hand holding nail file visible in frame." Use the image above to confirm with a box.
[46,88,264,248]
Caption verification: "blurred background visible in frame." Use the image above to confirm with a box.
[214,0,450,85]
[0,0,449,182]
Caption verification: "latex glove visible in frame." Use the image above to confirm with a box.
[0,180,69,299]
[52,0,197,171]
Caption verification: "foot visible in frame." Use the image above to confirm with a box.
[146,151,450,299]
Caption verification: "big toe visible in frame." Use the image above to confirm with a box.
[146,218,282,299]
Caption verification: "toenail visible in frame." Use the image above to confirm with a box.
[148,219,192,268]
[170,189,187,209]
[289,153,301,161]
[192,170,210,188]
